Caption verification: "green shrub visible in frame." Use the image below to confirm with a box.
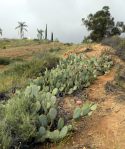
[0,57,24,66]
[0,57,11,65]
[102,36,125,61]
[0,53,59,92]
[49,47,62,53]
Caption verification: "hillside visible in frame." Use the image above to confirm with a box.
[0,39,125,149]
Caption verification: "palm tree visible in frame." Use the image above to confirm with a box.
[15,22,28,39]
[0,28,2,37]
[37,29,44,40]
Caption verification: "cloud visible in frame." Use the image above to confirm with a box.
[0,0,124,42]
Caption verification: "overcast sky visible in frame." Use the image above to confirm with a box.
[0,0,124,43]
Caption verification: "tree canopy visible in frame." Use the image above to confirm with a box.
[37,29,44,40]
[15,22,28,39]
[82,6,125,41]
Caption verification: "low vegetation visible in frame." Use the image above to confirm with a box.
[0,5,121,149]
[0,40,80,94]
[0,52,59,93]
[0,52,113,148]
[0,39,39,49]
[102,36,125,60]
[33,53,113,96]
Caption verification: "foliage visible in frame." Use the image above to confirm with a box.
[15,22,28,39]
[33,54,113,96]
[73,102,97,119]
[0,57,11,65]
[96,53,113,75]
[0,39,40,49]
[114,65,125,89]
[0,84,72,148]
[0,57,23,65]
[82,36,92,44]
[102,36,125,61]
[0,53,112,148]
[0,52,59,93]
[37,29,44,40]
[82,6,125,41]
[101,36,121,47]
[49,47,62,53]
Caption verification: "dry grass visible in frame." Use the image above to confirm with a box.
[0,39,81,93]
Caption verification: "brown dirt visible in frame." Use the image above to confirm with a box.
[64,44,111,58]
[0,65,5,69]
[0,44,47,58]
[45,45,125,149]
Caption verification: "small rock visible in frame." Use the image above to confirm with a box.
[76,100,83,105]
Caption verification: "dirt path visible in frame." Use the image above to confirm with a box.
[54,65,125,149]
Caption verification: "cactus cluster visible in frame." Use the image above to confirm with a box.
[97,54,113,74]
[0,84,72,148]
[34,87,72,143]
[73,102,97,120]
[33,53,113,96]
[0,53,113,148]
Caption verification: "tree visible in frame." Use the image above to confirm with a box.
[0,28,2,37]
[82,6,125,41]
[37,29,44,40]
[51,32,54,42]
[45,24,48,40]
[15,22,28,39]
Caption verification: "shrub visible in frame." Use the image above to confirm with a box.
[0,57,11,65]
[102,36,125,61]
[0,53,59,92]
[49,47,62,53]
[114,65,125,89]
[101,36,121,48]
[64,43,73,46]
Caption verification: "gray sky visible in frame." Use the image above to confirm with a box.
[0,0,124,43]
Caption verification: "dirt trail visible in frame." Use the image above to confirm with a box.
[56,46,125,149]
[38,44,125,149]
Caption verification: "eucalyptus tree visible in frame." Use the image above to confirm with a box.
[82,6,125,41]
[15,22,28,39]
[0,28,2,37]
[37,29,44,40]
